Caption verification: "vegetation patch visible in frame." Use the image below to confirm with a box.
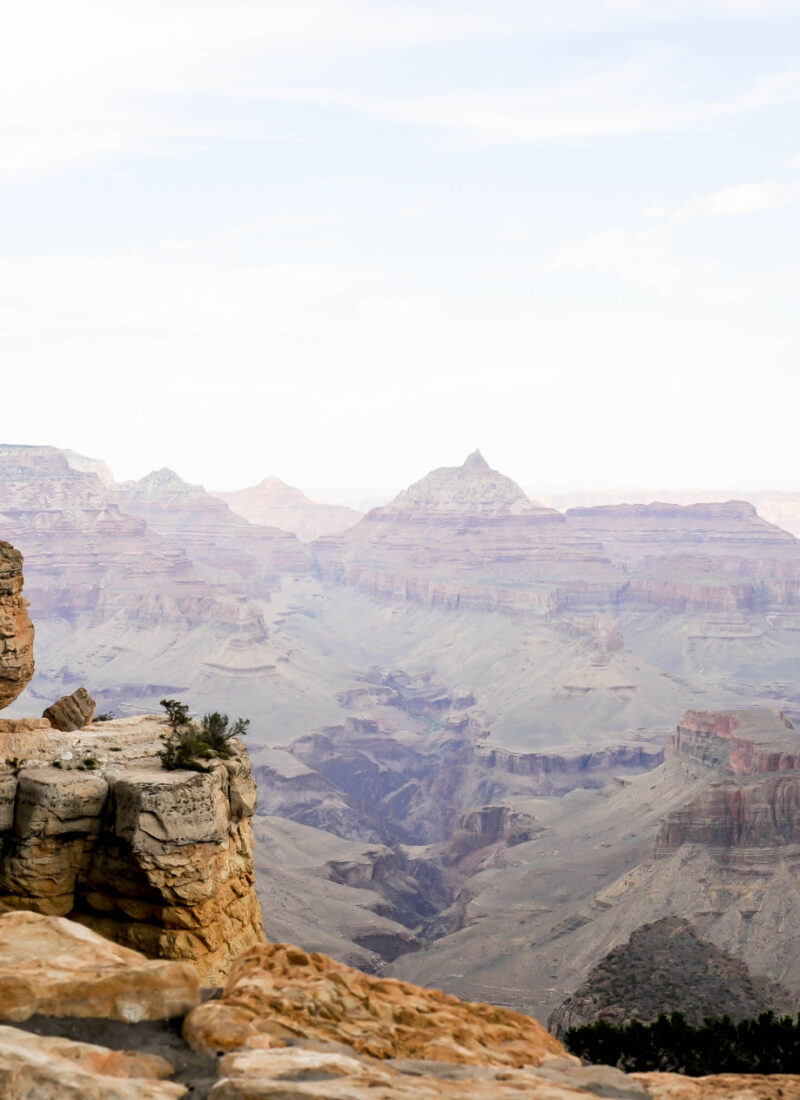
[567,1011,800,1075]
[158,698,249,772]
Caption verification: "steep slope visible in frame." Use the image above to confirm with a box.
[216,476,362,541]
[548,917,797,1037]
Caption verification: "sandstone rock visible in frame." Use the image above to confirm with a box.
[0,911,200,1022]
[0,540,34,711]
[183,941,566,1066]
[0,1023,186,1098]
[0,716,265,984]
[208,1043,654,1099]
[43,686,96,731]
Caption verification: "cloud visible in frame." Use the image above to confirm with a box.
[674,178,800,219]
[3,2,800,178]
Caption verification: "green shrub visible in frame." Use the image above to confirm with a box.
[158,698,249,772]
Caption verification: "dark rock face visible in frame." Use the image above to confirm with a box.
[548,916,797,1039]
[0,540,34,710]
[42,687,96,731]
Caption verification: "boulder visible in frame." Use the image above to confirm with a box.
[0,1024,185,1099]
[0,541,34,711]
[183,941,566,1066]
[0,910,200,1022]
[43,687,96,731]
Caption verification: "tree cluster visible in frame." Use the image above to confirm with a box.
[566,1011,800,1075]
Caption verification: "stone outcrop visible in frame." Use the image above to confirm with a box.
[216,476,362,542]
[0,1024,186,1099]
[0,715,264,984]
[42,686,96,731]
[0,911,200,1022]
[183,940,566,1065]
[548,917,796,1038]
[0,540,34,710]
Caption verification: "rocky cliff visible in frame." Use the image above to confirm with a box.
[0,714,264,984]
[0,541,34,710]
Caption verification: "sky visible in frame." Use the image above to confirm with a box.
[3,0,800,500]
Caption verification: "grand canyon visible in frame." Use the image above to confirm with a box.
[4,441,800,1093]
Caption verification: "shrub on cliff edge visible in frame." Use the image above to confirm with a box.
[158,698,248,772]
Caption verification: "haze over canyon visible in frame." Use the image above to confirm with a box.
[4,440,800,1027]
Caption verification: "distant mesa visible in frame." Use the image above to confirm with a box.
[215,476,363,541]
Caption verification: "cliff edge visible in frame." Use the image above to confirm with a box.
[0,714,264,984]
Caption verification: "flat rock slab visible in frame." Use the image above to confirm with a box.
[0,1024,186,1099]
[209,1045,633,1099]
[0,910,200,1022]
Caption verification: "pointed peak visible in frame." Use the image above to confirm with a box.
[463,449,489,471]
[140,467,186,487]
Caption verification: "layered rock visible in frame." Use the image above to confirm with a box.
[548,917,796,1038]
[216,476,362,542]
[0,445,217,628]
[0,715,264,984]
[314,455,800,618]
[0,540,34,710]
[111,467,312,592]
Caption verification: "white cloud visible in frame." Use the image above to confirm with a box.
[674,178,800,219]
[2,2,800,178]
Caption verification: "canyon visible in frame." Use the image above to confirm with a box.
[5,443,800,1027]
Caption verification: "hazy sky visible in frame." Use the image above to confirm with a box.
[4,1,800,498]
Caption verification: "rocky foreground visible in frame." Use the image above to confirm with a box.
[1,910,798,1099]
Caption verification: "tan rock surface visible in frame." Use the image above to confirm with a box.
[0,1023,186,1099]
[0,911,200,1022]
[208,1045,645,1099]
[0,716,265,983]
[0,540,34,711]
[634,1072,800,1099]
[183,941,566,1066]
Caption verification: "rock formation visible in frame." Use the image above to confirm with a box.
[0,540,34,710]
[183,940,566,1065]
[0,714,264,984]
[42,686,96,731]
[548,917,797,1038]
[216,476,363,542]
[2,911,795,1099]
[0,910,200,1022]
